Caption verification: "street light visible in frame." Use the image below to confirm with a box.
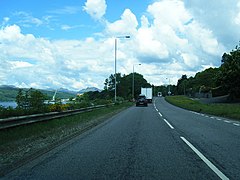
[132,64,141,101]
[114,36,130,102]
[166,78,171,95]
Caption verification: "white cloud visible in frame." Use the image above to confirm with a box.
[49,6,80,15]
[147,0,191,31]
[83,0,107,20]
[141,15,149,28]
[0,24,116,90]
[1,17,10,26]
[184,0,240,49]
[137,0,225,69]
[9,61,33,69]
[106,9,138,36]
[61,25,72,31]
[13,11,43,27]
[180,53,199,68]
[235,2,240,25]
[0,25,57,64]
[135,27,169,61]
[185,21,225,56]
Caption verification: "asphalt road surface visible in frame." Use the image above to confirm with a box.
[3,97,240,179]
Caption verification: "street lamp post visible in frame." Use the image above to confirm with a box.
[166,78,171,95]
[132,64,141,101]
[114,36,130,102]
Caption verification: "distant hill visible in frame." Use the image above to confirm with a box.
[58,88,78,95]
[78,87,101,94]
[0,85,77,101]
[0,85,19,101]
[0,85,102,101]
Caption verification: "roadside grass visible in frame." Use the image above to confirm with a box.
[165,96,240,120]
[0,102,133,146]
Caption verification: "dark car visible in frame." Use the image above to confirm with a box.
[136,95,148,107]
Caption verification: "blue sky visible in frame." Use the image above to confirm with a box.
[0,0,151,39]
[0,0,240,90]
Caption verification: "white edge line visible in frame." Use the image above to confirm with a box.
[224,120,231,123]
[163,118,174,129]
[233,123,240,126]
[180,137,229,180]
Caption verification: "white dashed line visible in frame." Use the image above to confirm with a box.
[180,137,229,180]
[233,123,240,126]
[154,106,173,129]
[210,117,215,119]
[163,118,174,129]
[217,118,222,121]
[224,120,231,123]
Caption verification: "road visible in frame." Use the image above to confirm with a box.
[3,97,240,179]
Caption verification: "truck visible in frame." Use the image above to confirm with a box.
[157,92,162,97]
[141,87,153,103]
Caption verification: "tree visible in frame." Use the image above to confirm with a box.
[28,89,46,111]
[104,73,121,91]
[104,72,151,100]
[217,45,240,98]
[16,88,46,112]
[194,68,218,89]
[16,89,26,109]
[177,75,188,95]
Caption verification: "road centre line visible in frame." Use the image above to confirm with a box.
[154,106,174,129]
[163,118,174,129]
[180,137,229,180]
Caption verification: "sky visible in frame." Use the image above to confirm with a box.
[0,0,240,91]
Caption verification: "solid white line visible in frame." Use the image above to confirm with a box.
[158,112,162,117]
[233,123,240,126]
[180,137,229,180]
[163,118,174,129]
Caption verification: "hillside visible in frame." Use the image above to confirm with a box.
[0,85,77,101]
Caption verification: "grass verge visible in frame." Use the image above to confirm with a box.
[165,96,240,120]
[0,102,133,176]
